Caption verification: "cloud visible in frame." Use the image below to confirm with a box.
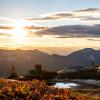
[38,13,74,20]
[26,12,74,21]
[34,24,100,38]
[0,26,14,30]
[54,36,70,38]
[0,24,47,31]
[26,8,100,24]
[87,39,100,41]
[24,26,48,30]
[0,17,16,23]
[75,8,100,12]
[81,17,100,21]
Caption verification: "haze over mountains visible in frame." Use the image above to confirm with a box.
[0,48,100,75]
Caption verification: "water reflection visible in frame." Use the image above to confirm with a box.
[54,82,79,88]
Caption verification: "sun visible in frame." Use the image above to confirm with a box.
[12,27,25,37]
[10,20,30,45]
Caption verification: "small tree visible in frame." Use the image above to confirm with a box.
[35,64,42,73]
[35,64,42,79]
[8,65,18,79]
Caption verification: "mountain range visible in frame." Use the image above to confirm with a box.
[0,48,100,75]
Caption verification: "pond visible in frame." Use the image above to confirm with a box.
[53,79,100,89]
[54,82,78,88]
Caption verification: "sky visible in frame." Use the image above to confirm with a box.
[0,0,100,54]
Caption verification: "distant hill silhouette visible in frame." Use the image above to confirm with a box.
[0,48,100,75]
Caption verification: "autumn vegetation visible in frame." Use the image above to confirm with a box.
[0,79,100,100]
[0,64,98,99]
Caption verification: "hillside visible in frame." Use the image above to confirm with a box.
[0,48,100,75]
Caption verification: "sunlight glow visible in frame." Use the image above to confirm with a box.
[9,20,29,45]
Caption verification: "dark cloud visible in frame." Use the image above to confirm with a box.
[34,24,100,38]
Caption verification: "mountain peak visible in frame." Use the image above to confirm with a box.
[32,49,48,55]
[81,48,95,52]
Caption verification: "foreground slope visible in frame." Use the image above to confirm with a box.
[0,79,99,99]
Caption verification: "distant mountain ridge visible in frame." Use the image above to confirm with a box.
[0,48,100,75]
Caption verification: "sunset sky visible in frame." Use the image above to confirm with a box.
[0,0,100,54]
